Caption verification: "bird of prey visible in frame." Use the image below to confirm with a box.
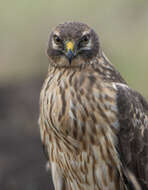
[39,22,148,190]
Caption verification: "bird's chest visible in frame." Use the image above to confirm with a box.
[40,71,123,190]
[42,77,77,136]
[41,70,119,145]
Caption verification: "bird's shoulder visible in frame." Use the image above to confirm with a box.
[90,53,127,84]
[114,82,148,189]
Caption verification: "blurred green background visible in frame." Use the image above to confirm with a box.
[1,0,148,95]
[0,0,148,189]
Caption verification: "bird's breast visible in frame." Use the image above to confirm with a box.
[41,68,119,146]
[40,68,124,190]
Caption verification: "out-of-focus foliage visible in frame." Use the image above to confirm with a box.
[0,0,148,96]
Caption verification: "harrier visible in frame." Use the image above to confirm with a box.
[39,22,148,190]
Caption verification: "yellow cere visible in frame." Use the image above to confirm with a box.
[66,41,74,52]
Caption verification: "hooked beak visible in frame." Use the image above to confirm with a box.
[65,41,75,64]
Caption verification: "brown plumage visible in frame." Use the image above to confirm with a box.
[39,22,148,190]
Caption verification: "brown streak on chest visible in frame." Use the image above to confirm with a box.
[40,65,124,190]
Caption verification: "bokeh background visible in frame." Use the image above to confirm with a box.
[0,0,148,189]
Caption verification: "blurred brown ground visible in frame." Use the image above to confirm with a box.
[0,77,54,190]
[0,0,148,189]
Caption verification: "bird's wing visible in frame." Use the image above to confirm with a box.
[115,83,148,189]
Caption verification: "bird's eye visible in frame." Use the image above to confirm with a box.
[78,34,90,49]
[53,35,62,44]
[81,34,90,43]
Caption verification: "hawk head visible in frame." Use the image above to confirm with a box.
[47,22,100,67]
